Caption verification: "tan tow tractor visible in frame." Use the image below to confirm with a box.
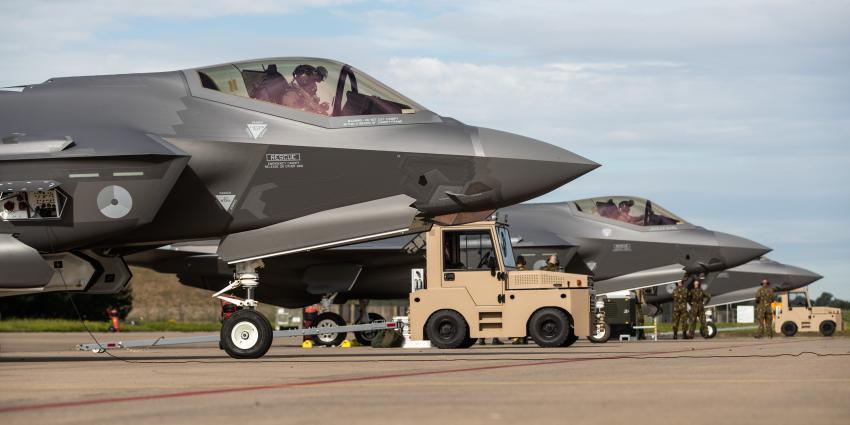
[774,287,844,337]
[408,220,595,348]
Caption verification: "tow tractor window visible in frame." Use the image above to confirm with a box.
[443,230,495,271]
[197,60,418,117]
[788,293,808,308]
[496,226,516,269]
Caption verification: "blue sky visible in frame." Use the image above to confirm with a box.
[2,1,848,298]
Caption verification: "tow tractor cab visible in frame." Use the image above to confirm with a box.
[774,288,844,337]
[409,221,591,348]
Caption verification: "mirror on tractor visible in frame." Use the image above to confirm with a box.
[488,256,497,276]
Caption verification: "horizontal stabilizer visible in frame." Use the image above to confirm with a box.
[219,195,425,263]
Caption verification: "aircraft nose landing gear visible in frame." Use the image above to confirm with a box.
[213,260,273,359]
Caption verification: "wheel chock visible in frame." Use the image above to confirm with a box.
[301,340,313,349]
[339,340,351,348]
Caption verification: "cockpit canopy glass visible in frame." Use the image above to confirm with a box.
[573,196,686,226]
[197,59,419,117]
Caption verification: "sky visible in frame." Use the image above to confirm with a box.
[2,1,848,298]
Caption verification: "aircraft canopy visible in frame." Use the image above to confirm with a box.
[197,58,421,117]
[573,196,686,226]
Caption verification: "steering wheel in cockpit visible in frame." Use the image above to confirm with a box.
[477,251,492,269]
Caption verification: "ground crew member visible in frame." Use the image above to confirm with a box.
[687,279,711,338]
[754,278,774,338]
[671,280,688,339]
[516,255,527,271]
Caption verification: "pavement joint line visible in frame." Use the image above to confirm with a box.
[0,338,813,414]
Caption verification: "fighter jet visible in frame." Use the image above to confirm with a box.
[129,195,770,343]
[642,257,822,308]
[1,58,598,356]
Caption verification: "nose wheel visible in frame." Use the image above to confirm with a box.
[220,309,273,359]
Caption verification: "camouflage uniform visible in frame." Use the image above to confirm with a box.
[671,286,689,339]
[542,263,558,272]
[688,287,711,338]
[754,286,775,338]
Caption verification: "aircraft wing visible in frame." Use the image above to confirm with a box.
[707,288,757,307]
[594,263,685,294]
[218,194,426,264]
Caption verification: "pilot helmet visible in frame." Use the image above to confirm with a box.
[293,64,328,82]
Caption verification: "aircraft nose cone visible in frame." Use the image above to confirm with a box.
[476,127,599,205]
[785,265,823,288]
[715,232,772,269]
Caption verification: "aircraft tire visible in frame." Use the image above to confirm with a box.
[353,313,386,346]
[701,323,718,339]
[528,308,571,348]
[781,321,798,337]
[315,312,348,346]
[220,309,273,359]
[819,320,836,337]
[588,323,611,343]
[425,309,468,349]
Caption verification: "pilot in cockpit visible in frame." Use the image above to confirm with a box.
[617,200,641,224]
[282,64,331,115]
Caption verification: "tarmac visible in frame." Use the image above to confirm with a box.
[1,332,849,425]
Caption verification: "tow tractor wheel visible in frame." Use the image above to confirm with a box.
[353,312,386,346]
[426,309,469,349]
[459,336,477,349]
[588,322,612,343]
[220,309,273,359]
[528,308,571,348]
[701,322,718,339]
[781,321,798,337]
[819,320,836,337]
[315,312,348,347]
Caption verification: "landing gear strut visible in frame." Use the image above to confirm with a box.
[213,260,273,359]
[314,293,347,346]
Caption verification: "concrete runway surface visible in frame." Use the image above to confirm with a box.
[1,333,849,425]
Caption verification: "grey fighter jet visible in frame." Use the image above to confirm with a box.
[1,57,599,358]
[642,257,822,308]
[130,195,770,313]
[0,57,598,302]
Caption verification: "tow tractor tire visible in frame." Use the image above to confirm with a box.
[426,310,469,349]
[315,312,348,347]
[528,308,571,348]
[561,332,579,347]
[701,322,718,339]
[781,321,798,337]
[220,309,273,359]
[353,313,386,346]
[459,336,477,349]
[588,323,612,343]
[819,320,836,337]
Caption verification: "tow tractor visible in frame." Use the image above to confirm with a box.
[773,287,844,337]
[79,220,602,357]
[408,220,596,348]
